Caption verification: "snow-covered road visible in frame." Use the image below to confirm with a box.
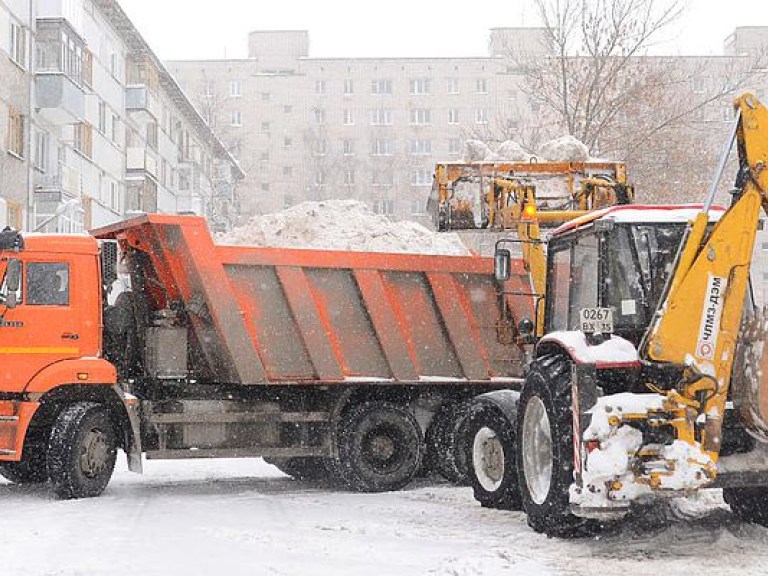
[2,458,768,576]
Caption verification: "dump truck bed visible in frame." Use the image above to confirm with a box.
[94,214,534,385]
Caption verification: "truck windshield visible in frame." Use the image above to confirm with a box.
[605,223,686,335]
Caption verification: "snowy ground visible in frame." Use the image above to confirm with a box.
[3,458,768,576]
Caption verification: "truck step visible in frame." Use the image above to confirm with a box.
[0,416,19,423]
[145,446,329,460]
[0,449,16,456]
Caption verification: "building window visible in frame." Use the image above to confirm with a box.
[9,21,27,68]
[74,122,93,158]
[447,78,459,94]
[693,77,705,94]
[410,108,431,125]
[409,139,432,155]
[475,108,489,124]
[344,79,354,95]
[261,121,270,133]
[202,80,215,96]
[410,78,431,95]
[313,139,328,156]
[371,170,394,187]
[111,115,120,144]
[283,104,293,114]
[261,92,272,101]
[314,108,326,124]
[284,136,293,148]
[476,79,488,93]
[343,109,355,125]
[179,168,190,191]
[7,108,24,158]
[283,166,293,177]
[448,109,460,124]
[314,170,326,186]
[373,199,394,215]
[342,139,354,156]
[109,181,120,211]
[315,80,327,95]
[283,195,294,208]
[411,198,426,215]
[230,111,242,126]
[230,80,242,97]
[146,122,158,150]
[344,168,355,186]
[82,49,93,87]
[371,139,395,156]
[448,138,461,155]
[411,168,431,186]
[98,101,107,134]
[261,183,270,192]
[33,129,49,172]
[371,79,393,95]
[369,109,392,126]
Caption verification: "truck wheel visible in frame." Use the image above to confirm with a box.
[425,401,472,484]
[47,403,117,499]
[516,354,595,537]
[724,487,768,525]
[0,449,49,484]
[336,401,423,492]
[268,457,332,482]
[466,404,522,510]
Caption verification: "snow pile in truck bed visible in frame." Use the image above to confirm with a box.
[538,134,590,162]
[218,199,470,256]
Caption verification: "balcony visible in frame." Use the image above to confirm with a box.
[35,73,85,125]
[34,165,81,203]
[126,85,160,122]
[127,147,158,179]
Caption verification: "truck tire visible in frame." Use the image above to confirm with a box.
[724,487,768,525]
[0,449,48,484]
[47,402,117,499]
[466,403,522,510]
[516,354,596,537]
[336,401,423,492]
[425,401,472,484]
[268,457,333,482]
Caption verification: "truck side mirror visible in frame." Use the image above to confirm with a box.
[5,259,21,309]
[495,248,511,281]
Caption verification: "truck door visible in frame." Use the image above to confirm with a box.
[0,254,99,394]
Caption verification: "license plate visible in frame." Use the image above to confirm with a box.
[579,308,614,334]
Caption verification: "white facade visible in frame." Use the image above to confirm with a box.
[1,0,242,233]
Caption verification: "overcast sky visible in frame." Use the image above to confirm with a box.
[118,0,768,61]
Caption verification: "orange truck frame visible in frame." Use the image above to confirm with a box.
[0,214,535,498]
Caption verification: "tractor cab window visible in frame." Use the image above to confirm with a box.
[27,263,70,306]
[605,226,646,329]
[546,230,599,332]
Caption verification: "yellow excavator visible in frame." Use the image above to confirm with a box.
[431,160,634,337]
[464,92,768,536]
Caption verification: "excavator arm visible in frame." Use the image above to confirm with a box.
[571,93,768,513]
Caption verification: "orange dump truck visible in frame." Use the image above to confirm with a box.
[0,214,535,498]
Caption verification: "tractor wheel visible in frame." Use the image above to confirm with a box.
[465,403,522,510]
[516,354,596,537]
[0,448,49,485]
[724,486,768,525]
[336,401,423,492]
[425,401,472,484]
[47,402,117,499]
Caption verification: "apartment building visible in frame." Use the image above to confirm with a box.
[168,27,768,226]
[168,29,547,222]
[0,0,243,233]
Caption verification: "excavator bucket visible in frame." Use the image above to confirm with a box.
[733,307,768,441]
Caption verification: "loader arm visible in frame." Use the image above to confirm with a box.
[640,93,768,465]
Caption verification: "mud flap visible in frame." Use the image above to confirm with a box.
[113,385,143,474]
